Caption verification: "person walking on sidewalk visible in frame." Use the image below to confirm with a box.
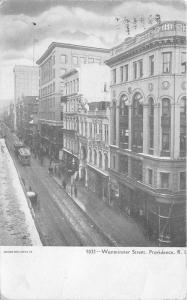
[62,180,67,190]
[74,184,78,198]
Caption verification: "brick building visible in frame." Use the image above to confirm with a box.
[36,42,109,159]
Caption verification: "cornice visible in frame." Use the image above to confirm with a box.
[105,36,186,67]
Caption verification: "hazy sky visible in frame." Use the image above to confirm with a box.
[0,0,186,105]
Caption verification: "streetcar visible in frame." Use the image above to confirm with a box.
[18,147,31,166]
[14,141,24,157]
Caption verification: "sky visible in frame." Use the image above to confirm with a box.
[0,0,186,106]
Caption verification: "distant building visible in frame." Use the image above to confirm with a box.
[105,20,186,246]
[13,65,39,130]
[36,42,110,159]
[61,63,110,200]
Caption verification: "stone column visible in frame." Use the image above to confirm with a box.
[143,104,149,154]
[173,103,180,159]
[116,105,120,147]
[128,105,132,150]
[154,103,160,156]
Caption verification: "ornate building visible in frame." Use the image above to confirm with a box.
[105,21,186,246]
[61,64,111,200]
[36,42,109,159]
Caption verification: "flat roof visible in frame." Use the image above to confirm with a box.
[36,42,110,65]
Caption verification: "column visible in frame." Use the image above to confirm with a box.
[173,103,180,159]
[116,105,120,147]
[128,105,132,150]
[143,104,149,154]
[154,103,160,156]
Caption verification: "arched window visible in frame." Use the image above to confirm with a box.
[180,96,186,156]
[104,154,108,171]
[161,98,171,156]
[99,151,102,168]
[119,95,129,149]
[89,148,92,163]
[94,149,97,165]
[149,97,154,152]
[132,92,143,152]
[113,101,116,144]
[120,94,128,116]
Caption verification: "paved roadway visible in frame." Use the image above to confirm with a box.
[5,130,113,246]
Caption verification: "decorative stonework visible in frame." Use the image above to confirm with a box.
[162,81,170,90]
[148,83,153,92]
[181,81,187,90]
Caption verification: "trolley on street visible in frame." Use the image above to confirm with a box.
[18,147,31,165]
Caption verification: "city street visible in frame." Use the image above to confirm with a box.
[5,129,114,246]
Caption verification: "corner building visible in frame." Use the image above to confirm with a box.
[105,21,186,246]
[36,42,109,158]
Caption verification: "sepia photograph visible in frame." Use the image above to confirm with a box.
[0,0,186,298]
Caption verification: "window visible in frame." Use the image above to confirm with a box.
[148,169,153,185]
[112,155,116,169]
[132,159,142,181]
[53,82,55,92]
[133,60,143,79]
[94,58,101,64]
[61,55,67,64]
[113,69,116,84]
[94,150,97,165]
[181,52,186,73]
[104,154,108,171]
[162,98,170,116]
[180,172,186,190]
[60,112,63,121]
[80,57,86,64]
[104,124,108,143]
[113,102,116,144]
[94,123,97,135]
[73,56,78,65]
[119,155,128,174]
[120,66,123,82]
[149,98,154,149]
[89,148,92,163]
[149,55,154,76]
[89,123,92,137]
[180,96,186,156]
[160,173,170,189]
[162,133,170,150]
[124,65,128,81]
[53,55,55,65]
[132,93,143,152]
[88,57,94,63]
[99,152,102,168]
[162,52,172,73]
[53,69,55,78]
[60,68,66,76]
[77,79,79,92]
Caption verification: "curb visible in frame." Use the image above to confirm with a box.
[52,176,119,247]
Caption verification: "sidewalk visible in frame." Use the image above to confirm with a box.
[41,155,153,247]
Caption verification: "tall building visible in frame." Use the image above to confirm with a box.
[61,63,110,200]
[105,21,186,246]
[36,42,110,158]
[13,65,39,130]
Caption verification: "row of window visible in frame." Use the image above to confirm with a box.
[89,148,108,171]
[65,79,79,95]
[113,93,186,157]
[40,82,55,97]
[64,117,109,144]
[60,54,101,65]
[63,136,78,154]
[112,52,186,84]
[113,154,186,190]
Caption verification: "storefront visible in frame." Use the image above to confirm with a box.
[87,164,109,201]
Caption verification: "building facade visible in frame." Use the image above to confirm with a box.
[13,65,39,130]
[61,63,110,200]
[105,21,186,246]
[36,42,110,159]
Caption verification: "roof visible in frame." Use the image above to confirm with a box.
[36,42,110,65]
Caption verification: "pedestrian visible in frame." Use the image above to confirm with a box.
[74,184,78,198]
[62,180,66,190]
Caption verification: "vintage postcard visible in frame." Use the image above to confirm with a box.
[0,0,186,299]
